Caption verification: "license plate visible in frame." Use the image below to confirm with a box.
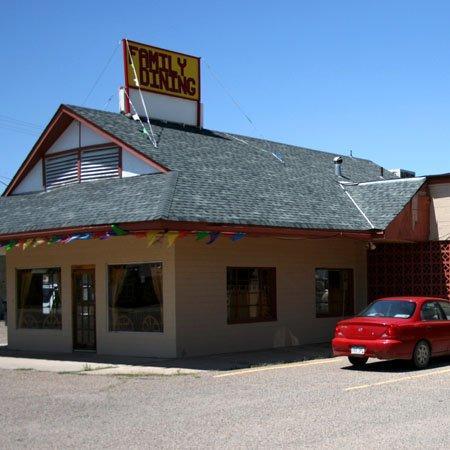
[351,346,366,355]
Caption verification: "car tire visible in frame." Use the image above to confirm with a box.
[412,340,431,369]
[348,356,368,367]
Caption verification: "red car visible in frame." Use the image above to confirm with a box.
[332,297,450,369]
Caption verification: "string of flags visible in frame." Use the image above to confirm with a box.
[0,225,247,252]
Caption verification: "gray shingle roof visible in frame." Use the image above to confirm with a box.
[0,105,425,236]
[0,172,177,235]
[344,177,426,229]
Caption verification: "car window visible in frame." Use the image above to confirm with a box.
[358,300,415,318]
[421,302,445,321]
[438,302,450,320]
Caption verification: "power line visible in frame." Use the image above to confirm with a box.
[82,42,121,106]
[0,124,39,136]
[0,114,42,130]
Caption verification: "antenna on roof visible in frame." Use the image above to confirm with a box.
[349,149,353,158]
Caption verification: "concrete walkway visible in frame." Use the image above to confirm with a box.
[0,321,333,376]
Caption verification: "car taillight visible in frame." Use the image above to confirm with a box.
[335,325,344,337]
[381,325,397,339]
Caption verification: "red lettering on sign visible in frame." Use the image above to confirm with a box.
[129,47,197,99]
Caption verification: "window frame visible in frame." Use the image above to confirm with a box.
[107,261,164,334]
[43,144,122,189]
[16,267,62,330]
[226,266,277,325]
[315,267,355,318]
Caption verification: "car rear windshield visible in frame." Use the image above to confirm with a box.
[358,300,416,319]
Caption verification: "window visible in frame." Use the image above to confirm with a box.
[438,301,450,320]
[315,269,354,317]
[421,302,445,321]
[358,300,416,319]
[108,263,163,332]
[45,147,120,189]
[16,268,61,329]
[227,267,277,324]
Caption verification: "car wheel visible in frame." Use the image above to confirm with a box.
[413,340,431,369]
[348,356,368,367]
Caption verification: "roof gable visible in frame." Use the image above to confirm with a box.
[3,106,168,196]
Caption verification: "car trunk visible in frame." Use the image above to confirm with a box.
[340,318,400,340]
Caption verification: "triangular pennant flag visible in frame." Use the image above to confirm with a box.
[111,224,128,236]
[22,239,33,250]
[231,232,246,242]
[166,231,179,247]
[78,233,92,240]
[47,236,62,245]
[178,230,190,239]
[142,127,150,136]
[146,231,162,247]
[32,238,46,248]
[206,231,220,245]
[5,241,18,252]
[63,235,81,244]
[196,231,209,241]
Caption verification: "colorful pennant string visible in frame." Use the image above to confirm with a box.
[32,238,46,248]
[166,231,179,247]
[5,241,18,252]
[0,226,247,252]
[196,231,209,241]
[22,239,33,250]
[146,231,163,247]
[111,224,128,236]
[206,231,220,245]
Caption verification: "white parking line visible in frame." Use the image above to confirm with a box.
[345,367,450,391]
[214,357,342,378]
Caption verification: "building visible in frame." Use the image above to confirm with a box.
[0,40,447,358]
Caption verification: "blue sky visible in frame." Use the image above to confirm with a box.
[2,1,450,185]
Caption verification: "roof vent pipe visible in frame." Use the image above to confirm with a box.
[333,156,343,176]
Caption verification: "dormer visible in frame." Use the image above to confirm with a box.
[5,105,167,196]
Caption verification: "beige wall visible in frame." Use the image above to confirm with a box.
[429,183,450,241]
[174,236,368,357]
[6,234,368,358]
[6,237,176,357]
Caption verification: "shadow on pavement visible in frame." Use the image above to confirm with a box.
[0,322,333,371]
[340,355,450,373]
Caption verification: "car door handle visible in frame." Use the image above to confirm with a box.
[426,326,433,330]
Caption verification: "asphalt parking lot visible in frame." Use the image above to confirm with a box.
[1,322,450,449]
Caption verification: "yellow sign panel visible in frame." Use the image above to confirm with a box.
[124,40,200,101]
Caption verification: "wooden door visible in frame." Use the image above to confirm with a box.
[72,267,96,351]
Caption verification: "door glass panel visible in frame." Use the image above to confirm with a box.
[73,269,96,350]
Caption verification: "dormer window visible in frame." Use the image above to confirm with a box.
[44,146,120,190]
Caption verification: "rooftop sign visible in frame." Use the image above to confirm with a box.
[123,39,200,102]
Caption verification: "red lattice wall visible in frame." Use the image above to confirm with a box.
[368,242,450,302]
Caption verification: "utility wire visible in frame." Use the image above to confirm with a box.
[0,114,42,130]
[82,42,121,106]
[0,124,39,136]
[204,60,283,163]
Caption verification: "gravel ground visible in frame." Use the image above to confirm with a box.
[1,352,450,449]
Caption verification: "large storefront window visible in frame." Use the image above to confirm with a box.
[108,263,163,332]
[16,268,61,329]
[227,267,277,324]
[315,268,354,317]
